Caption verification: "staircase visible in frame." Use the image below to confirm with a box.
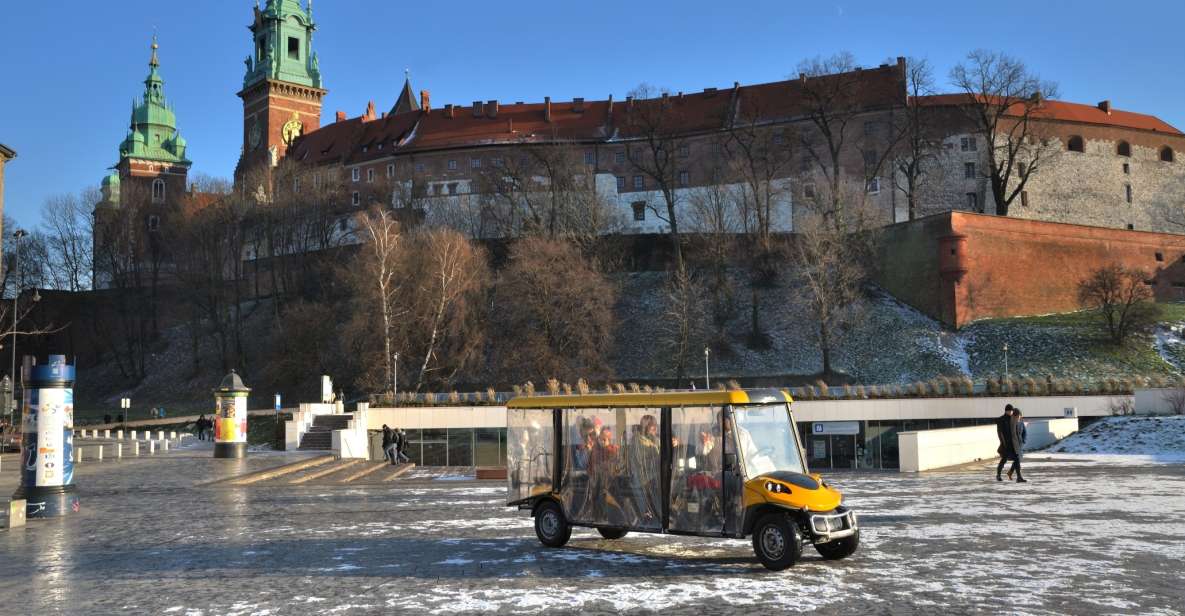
[298,414,352,451]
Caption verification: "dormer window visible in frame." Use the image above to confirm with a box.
[1161,146,1175,163]
[1117,141,1131,157]
[1067,135,1084,153]
[151,178,165,203]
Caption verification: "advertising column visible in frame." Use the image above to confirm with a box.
[213,370,251,459]
[12,355,79,518]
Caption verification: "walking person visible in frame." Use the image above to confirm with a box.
[996,404,1014,481]
[396,428,410,463]
[382,424,397,465]
[1008,408,1028,482]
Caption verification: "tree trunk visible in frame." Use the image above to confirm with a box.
[819,321,832,376]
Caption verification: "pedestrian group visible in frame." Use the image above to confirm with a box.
[382,424,410,465]
[996,403,1028,483]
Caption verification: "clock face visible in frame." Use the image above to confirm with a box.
[282,116,303,145]
[249,119,262,150]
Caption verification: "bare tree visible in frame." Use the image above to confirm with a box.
[793,180,877,376]
[489,237,616,384]
[949,50,1060,216]
[686,161,741,328]
[624,84,688,269]
[892,58,945,220]
[1077,263,1160,345]
[655,263,710,387]
[37,190,95,291]
[357,206,404,393]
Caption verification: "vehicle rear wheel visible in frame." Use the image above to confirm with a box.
[814,529,860,560]
[534,500,571,548]
[752,512,802,571]
[597,528,629,540]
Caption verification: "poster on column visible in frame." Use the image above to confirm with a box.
[35,388,68,487]
[218,396,240,442]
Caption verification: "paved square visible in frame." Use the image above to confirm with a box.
[1,447,1182,614]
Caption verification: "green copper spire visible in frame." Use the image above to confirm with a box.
[244,0,322,89]
[116,36,190,165]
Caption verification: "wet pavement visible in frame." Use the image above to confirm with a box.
[1,446,1183,615]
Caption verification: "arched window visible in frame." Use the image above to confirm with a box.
[1117,141,1131,157]
[151,178,165,203]
[1067,135,1085,153]
[1161,146,1175,163]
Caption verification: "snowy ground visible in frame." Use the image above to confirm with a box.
[2,450,1183,614]
[1046,415,1185,463]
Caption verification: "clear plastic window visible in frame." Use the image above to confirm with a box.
[669,406,724,534]
[559,408,661,529]
[506,409,554,504]
[730,403,805,478]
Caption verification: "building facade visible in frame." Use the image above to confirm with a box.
[0,142,15,276]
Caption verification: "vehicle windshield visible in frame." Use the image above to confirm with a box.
[730,403,806,478]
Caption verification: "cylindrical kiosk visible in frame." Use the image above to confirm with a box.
[12,355,80,518]
[213,370,251,458]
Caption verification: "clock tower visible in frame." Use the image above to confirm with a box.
[234,0,326,184]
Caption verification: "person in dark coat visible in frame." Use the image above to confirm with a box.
[1007,409,1028,482]
[381,424,397,465]
[395,428,410,463]
[995,404,1014,481]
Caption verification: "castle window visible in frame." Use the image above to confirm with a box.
[1017,162,1028,177]
[1067,135,1084,153]
[960,137,977,152]
[1161,146,1175,162]
[678,144,690,157]
[313,174,321,189]
[448,183,458,196]
[287,37,299,60]
[615,151,626,164]
[616,176,625,191]
[1021,191,1029,207]
[147,215,160,231]
[351,191,360,206]
[293,178,300,193]
[1126,184,1133,203]
[491,157,503,167]
[366,168,375,183]
[678,170,689,187]
[1117,141,1131,157]
[471,158,481,169]
[584,150,595,165]
[339,219,348,232]
[387,163,395,178]
[804,183,816,199]
[966,192,978,211]
[351,168,360,182]
[772,133,785,145]
[415,162,425,173]
[632,201,646,221]
[1128,224,1135,230]
[151,178,165,203]
[964,162,976,179]
[866,177,880,194]
[1123,163,1130,175]
[448,159,458,170]
[1155,252,1164,262]
[633,175,644,190]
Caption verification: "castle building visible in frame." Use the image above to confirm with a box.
[92,36,192,289]
[0,142,15,276]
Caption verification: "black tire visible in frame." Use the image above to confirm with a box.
[814,529,860,560]
[597,528,629,540]
[534,500,571,548]
[751,512,802,571]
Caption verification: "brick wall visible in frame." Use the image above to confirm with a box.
[876,211,1185,328]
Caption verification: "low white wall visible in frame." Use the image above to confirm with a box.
[365,406,508,430]
[1133,388,1185,415]
[1024,417,1079,451]
[282,403,338,451]
[900,418,1080,472]
[333,404,371,459]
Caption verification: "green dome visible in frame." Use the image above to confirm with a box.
[101,172,120,187]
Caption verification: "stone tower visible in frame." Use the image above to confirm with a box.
[234,0,326,185]
[93,36,192,289]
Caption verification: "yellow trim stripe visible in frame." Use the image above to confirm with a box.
[506,389,792,409]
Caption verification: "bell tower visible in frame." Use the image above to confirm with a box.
[234,0,326,183]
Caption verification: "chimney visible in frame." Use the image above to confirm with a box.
[798,73,806,84]
[335,110,346,122]
[363,100,376,122]
[487,100,499,118]
[444,103,454,119]
[507,117,514,133]
[544,96,552,122]
[626,95,634,112]
[703,87,717,96]
[573,97,585,112]
[420,89,431,112]
[381,111,387,119]
[472,101,483,117]
[606,93,614,124]
[661,92,670,107]
[1097,100,1112,114]
[1032,91,1044,105]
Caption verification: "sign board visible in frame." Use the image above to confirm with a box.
[1063,407,1077,418]
[274,393,282,411]
[813,421,860,435]
[812,439,827,460]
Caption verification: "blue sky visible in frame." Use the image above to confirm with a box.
[2,0,1183,227]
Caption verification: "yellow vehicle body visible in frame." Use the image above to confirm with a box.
[506,388,860,570]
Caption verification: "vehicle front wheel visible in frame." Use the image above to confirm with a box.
[597,528,628,540]
[534,500,571,548]
[752,512,802,571]
[814,530,860,560]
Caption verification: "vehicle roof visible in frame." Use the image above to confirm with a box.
[505,388,792,409]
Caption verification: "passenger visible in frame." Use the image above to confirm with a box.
[589,427,625,525]
[381,424,397,465]
[629,414,661,524]
[572,418,596,470]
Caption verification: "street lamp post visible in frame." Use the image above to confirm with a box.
[9,230,27,417]
[1003,343,1010,381]
[393,352,399,402]
[704,347,711,390]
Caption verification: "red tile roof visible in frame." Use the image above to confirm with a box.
[289,63,908,164]
[917,94,1182,135]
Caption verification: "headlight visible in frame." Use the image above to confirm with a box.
[764,481,792,494]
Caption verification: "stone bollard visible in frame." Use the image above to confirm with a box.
[6,500,26,529]
[133,441,140,456]
[169,431,177,440]
[162,439,169,452]
[104,429,111,439]
[117,443,123,458]
[149,440,156,455]
[76,447,83,463]
[117,430,124,440]
[131,430,138,440]
[97,445,103,461]
[156,430,163,441]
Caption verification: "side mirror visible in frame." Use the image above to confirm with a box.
[723,452,737,471]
